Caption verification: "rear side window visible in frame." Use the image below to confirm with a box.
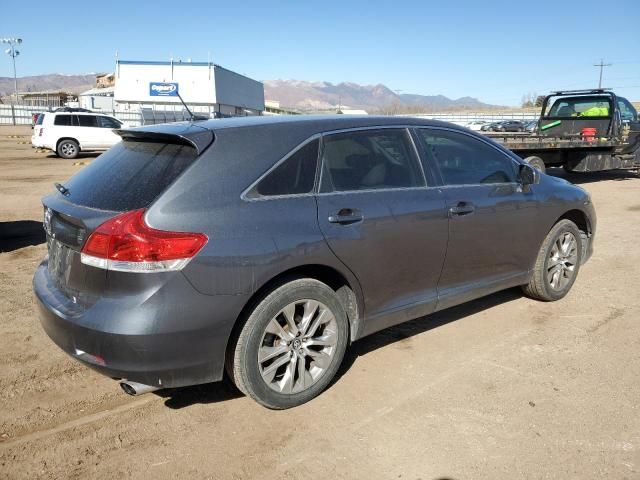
[247,139,319,198]
[320,129,424,192]
[36,114,45,125]
[417,129,517,185]
[78,115,98,127]
[63,141,198,211]
[53,115,73,126]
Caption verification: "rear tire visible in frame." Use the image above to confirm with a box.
[227,278,349,409]
[57,139,79,159]
[524,156,546,174]
[522,219,582,301]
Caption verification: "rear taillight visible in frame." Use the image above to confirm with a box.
[39,128,43,136]
[80,209,207,273]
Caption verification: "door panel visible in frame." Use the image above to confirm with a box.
[436,184,539,309]
[317,189,448,335]
[315,127,449,336]
[413,127,541,310]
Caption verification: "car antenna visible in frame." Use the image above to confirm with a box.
[175,92,207,122]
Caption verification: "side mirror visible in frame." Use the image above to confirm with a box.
[519,164,540,186]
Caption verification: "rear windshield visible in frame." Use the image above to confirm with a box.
[36,114,45,125]
[545,96,612,118]
[63,141,199,211]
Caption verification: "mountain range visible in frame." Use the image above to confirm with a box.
[0,74,501,112]
[0,74,96,97]
[263,80,501,112]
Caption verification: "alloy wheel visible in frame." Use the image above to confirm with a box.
[61,142,77,157]
[547,232,578,290]
[258,299,338,394]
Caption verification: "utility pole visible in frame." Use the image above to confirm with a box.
[593,59,612,89]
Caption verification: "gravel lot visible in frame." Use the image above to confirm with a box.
[1,125,639,479]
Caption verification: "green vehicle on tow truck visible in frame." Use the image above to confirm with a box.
[485,89,640,174]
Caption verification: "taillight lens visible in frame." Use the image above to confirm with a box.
[39,128,43,136]
[80,209,207,273]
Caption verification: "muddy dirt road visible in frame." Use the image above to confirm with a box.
[1,126,639,479]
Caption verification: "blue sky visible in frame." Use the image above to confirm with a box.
[1,0,639,105]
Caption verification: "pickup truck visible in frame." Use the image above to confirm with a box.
[485,89,640,174]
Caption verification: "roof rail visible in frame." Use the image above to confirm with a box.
[550,88,612,95]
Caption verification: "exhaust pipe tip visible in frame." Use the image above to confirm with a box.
[119,380,159,396]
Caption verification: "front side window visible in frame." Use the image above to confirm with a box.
[618,98,638,122]
[78,115,98,127]
[320,129,424,192]
[98,116,122,129]
[416,129,517,185]
[247,138,319,198]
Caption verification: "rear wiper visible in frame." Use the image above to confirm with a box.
[54,182,70,196]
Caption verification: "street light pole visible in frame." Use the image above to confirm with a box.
[2,38,23,125]
[11,44,18,98]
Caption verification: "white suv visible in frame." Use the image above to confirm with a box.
[32,111,124,159]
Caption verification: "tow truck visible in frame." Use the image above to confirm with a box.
[485,89,640,174]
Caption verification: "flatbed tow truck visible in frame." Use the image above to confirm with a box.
[484,89,640,174]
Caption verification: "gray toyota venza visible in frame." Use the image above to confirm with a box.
[34,116,596,409]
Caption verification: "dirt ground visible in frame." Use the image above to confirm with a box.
[0,125,639,479]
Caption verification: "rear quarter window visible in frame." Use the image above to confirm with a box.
[63,141,199,211]
[246,139,319,198]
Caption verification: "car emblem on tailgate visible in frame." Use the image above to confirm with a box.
[44,207,53,237]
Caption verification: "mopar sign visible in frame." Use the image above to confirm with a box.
[149,82,179,97]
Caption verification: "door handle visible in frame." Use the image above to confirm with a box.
[448,202,475,217]
[328,208,363,225]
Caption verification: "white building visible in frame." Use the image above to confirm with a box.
[113,60,264,118]
[79,86,115,111]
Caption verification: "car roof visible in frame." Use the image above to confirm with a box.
[50,111,113,117]
[123,115,467,147]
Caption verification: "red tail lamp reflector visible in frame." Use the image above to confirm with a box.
[80,209,207,273]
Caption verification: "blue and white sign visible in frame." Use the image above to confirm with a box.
[149,82,179,97]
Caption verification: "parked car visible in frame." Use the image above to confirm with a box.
[480,121,503,131]
[524,120,538,133]
[465,120,489,131]
[31,111,124,158]
[34,116,596,409]
[482,120,526,132]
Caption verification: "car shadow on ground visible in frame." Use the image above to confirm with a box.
[336,287,523,378]
[159,380,243,409]
[159,287,523,409]
[0,220,46,252]
[547,167,639,185]
[44,152,100,160]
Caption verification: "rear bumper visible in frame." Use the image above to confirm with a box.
[33,258,247,388]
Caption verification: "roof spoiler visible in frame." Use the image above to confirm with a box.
[116,124,214,155]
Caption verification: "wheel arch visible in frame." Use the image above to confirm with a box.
[557,208,591,236]
[556,208,592,259]
[225,264,364,370]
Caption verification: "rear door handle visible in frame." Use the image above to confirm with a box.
[448,202,475,217]
[328,208,363,225]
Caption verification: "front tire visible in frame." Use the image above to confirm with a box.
[57,139,79,159]
[522,219,582,301]
[228,278,349,409]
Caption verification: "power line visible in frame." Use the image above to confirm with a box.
[594,59,612,88]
